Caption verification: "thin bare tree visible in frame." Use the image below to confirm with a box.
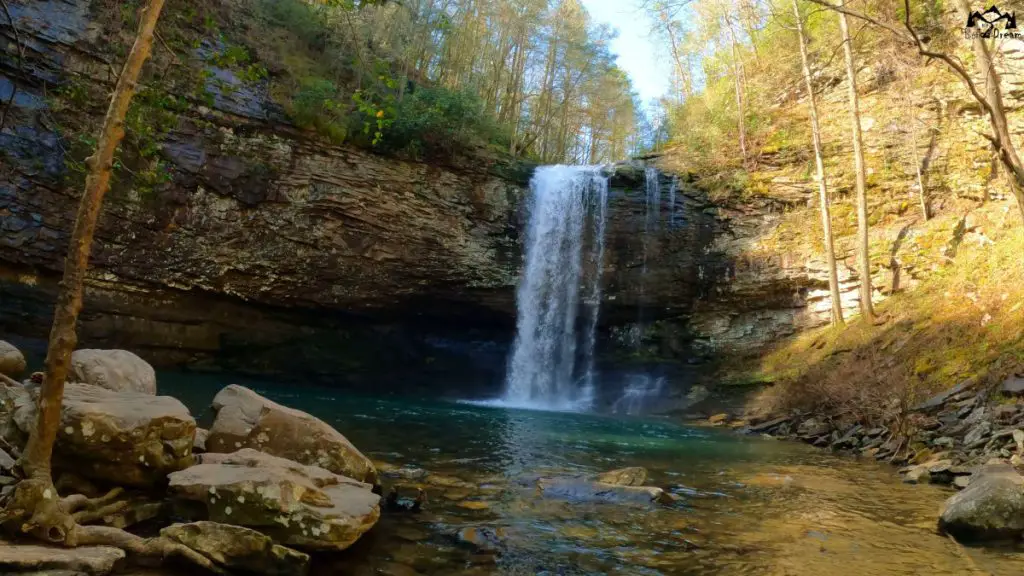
[793,0,845,326]
[836,1,874,321]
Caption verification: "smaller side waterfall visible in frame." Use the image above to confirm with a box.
[501,165,609,411]
[668,175,678,227]
[610,375,665,416]
[636,167,662,344]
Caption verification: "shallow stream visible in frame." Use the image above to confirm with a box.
[162,374,1024,576]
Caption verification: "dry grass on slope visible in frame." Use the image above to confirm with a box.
[750,201,1024,426]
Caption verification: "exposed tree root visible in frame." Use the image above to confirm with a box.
[71,525,227,575]
[1,479,224,574]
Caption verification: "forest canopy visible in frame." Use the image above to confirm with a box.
[251,0,645,162]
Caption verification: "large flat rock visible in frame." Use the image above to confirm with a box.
[0,542,125,575]
[168,449,380,551]
[207,385,377,484]
[12,383,195,486]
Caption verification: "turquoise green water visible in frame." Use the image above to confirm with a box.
[161,374,1024,575]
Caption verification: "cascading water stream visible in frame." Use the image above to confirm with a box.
[501,165,609,411]
[668,175,678,227]
[636,167,661,345]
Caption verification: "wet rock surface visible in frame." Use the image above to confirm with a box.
[594,466,648,486]
[161,521,310,576]
[537,476,671,505]
[206,384,377,484]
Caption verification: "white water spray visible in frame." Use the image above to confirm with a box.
[668,175,678,227]
[500,165,609,411]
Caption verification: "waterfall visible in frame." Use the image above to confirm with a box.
[668,175,678,227]
[636,167,661,344]
[502,165,609,411]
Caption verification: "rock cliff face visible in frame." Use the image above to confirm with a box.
[0,0,528,392]
[14,0,1005,401]
[0,0,714,394]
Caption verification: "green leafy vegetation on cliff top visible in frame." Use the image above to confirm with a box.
[237,0,641,162]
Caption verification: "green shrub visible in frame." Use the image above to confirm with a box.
[290,77,348,144]
[258,0,329,51]
[383,86,510,158]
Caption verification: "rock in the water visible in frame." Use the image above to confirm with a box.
[0,542,125,575]
[69,349,157,395]
[537,477,669,505]
[954,475,972,490]
[168,449,380,551]
[456,526,506,552]
[0,341,26,378]
[708,413,728,425]
[12,383,195,486]
[939,464,1024,541]
[797,418,830,438]
[902,465,930,484]
[595,467,648,487]
[0,447,14,472]
[206,385,377,484]
[162,521,310,576]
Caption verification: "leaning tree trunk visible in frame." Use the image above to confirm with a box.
[3,0,165,544]
[0,3,227,570]
[793,0,844,327]
[837,3,874,322]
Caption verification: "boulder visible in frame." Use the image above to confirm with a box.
[206,385,376,484]
[0,447,14,472]
[913,380,974,412]
[939,463,1024,541]
[901,465,930,484]
[537,477,673,505]
[11,383,195,486]
[69,349,157,395]
[797,418,830,438]
[595,467,648,487]
[168,449,380,551]
[0,542,125,575]
[456,526,507,552]
[0,341,26,378]
[708,413,728,425]
[194,428,209,454]
[162,521,310,576]
[1001,375,1024,397]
